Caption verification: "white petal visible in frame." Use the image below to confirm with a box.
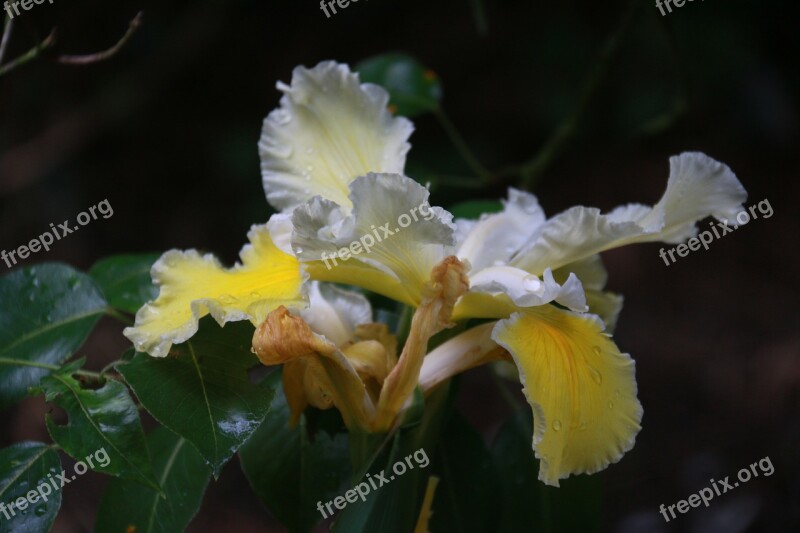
[291,173,455,305]
[299,282,372,346]
[513,152,747,274]
[260,61,413,212]
[456,188,546,271]
[469,266,587,312]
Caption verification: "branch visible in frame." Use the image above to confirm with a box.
[0,28,57,78]
[0,15,13,65]
[58,11,143,65]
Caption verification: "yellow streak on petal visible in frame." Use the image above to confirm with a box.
[492,306,643,486]
[304,259,419,307]
[123,226,305,357]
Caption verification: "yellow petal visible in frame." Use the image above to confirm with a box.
[123,224,305,357]
[492,306,642,486]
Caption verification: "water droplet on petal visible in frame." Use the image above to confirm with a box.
[608,401,615,409]
[522,275,543,293]
[592,346,602,356]
[587,366,602,385]
[294,247,303,254]
[552,420,562,431]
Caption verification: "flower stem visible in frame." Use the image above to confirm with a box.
[433,107,492,181]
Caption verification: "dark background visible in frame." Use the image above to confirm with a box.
[1,0,797,531]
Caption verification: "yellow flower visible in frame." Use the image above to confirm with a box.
[129,60,749,488]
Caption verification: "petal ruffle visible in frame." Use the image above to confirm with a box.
[292,173,455,306]
[123,224,306,357]
[512,152,747,274]
[469,266,587,312]
[492,306,643,486]
[260,61,413,212]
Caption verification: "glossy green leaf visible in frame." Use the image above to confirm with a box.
[240,371,350,533]
[491,410,602,532]
[0,442,62,533]
[36,372,158,490]
[357,54,442,117]
[89,254,159,314]
[430,411,498,532]
[118,318,274,477]
[0,264,107,410]
[449,200,503,219]
[95,427,211,533]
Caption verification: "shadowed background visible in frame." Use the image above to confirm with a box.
[1,0,797,531]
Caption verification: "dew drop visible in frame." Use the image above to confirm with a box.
[592,346,602,356]
[587,366,602,385]
[522,275,543,292]
[608,401,615,409]
[552,420,562,431]
[294,247,303,255]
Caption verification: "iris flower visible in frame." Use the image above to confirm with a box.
[124,61,747,486]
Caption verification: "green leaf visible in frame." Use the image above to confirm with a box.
[333,383,455,533]
[89,254,159,314]
[95,427,211,533]
[36,372,158,490]
[0,264,107,410]
[357,54,442,117]
[491,411,602,532]
[240,371,351,533]
[0,442,62,533]
[118,318,275,477]
[449,200,503,219]
[430,411,499,532]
